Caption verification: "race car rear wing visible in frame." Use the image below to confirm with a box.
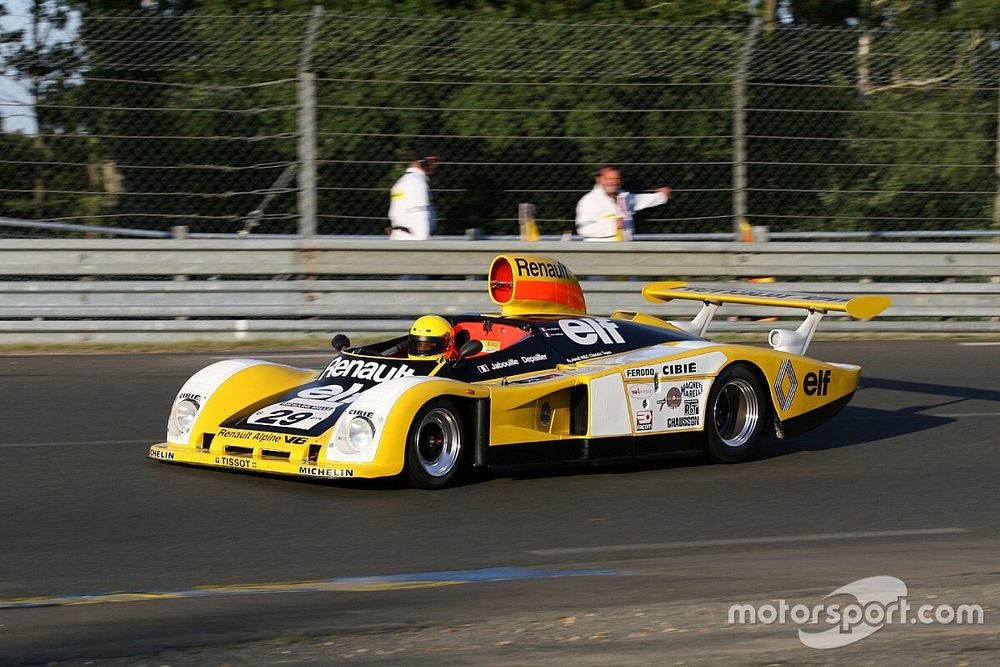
[642,282,891,356]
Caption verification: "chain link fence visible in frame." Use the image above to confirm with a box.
[1,10,998,239]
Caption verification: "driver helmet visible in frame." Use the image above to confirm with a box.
[408,315,453,358]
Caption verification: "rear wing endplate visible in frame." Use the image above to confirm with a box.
[643,282,891,355]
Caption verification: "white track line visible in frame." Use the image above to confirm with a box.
[957,342,1000,346]
[934,411,1000,418]
[526,528,969,556]
[0,439,147,449]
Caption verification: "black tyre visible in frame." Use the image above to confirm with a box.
[705,365,766,463]
[405,399,467,489]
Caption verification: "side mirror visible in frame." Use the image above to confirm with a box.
[452,339,483,366]
[331,334,351,352]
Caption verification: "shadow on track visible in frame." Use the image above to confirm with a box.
[757,373,1000,459]
[860,376,1000,405]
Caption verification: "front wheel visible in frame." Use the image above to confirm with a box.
[405,399,466,489]
[705,365,765,463]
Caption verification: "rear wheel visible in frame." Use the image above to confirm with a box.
[706,365,765,463]
[406,399,466,489]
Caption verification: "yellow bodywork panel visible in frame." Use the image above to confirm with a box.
[486,374,581,445]
[704,344,860,420]
[610,310,687,331]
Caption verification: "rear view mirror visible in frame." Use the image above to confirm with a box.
[331,334,351,352]
[452,339,484,366]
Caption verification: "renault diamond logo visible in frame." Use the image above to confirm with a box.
[775,359,798,411]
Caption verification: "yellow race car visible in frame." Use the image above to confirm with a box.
[149,254,889,488]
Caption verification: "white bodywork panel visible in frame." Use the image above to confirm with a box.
[588,373,632,437]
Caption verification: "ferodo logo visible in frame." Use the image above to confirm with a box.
[803,370,832,396]
[321,358,416,383]
[558,318,625,346]
[514,257,573,280]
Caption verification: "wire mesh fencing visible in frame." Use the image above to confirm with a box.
[1,10,998,239]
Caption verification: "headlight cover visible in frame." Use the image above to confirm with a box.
[167,397,201,443]
[330,415,377,461]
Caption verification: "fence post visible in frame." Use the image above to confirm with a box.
[732,18,761,240]
[994,72,1000,227]
[297,6,323,239]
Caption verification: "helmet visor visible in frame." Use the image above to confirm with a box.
[409,335,447,357]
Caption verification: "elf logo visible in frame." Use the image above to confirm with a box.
[558,318,625,346]
[803,370,831,396]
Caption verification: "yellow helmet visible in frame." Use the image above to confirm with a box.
[408,315,453,358]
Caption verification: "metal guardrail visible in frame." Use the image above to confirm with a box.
[3,217,998,242]
[0,240,997,343]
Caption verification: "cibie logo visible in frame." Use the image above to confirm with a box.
[727,576,984,650]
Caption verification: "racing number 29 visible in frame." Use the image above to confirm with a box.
[254,409,313,426]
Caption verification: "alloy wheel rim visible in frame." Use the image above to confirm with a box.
[713,378,760,447]
[416,408,461,477]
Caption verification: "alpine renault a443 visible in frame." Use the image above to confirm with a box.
[149,254,890,488]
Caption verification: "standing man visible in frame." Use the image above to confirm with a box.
[388,151,438,240]
[575,165,671,241]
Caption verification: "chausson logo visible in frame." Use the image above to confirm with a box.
[321,358,416,383]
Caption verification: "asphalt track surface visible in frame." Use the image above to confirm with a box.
[2,341,999,664]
